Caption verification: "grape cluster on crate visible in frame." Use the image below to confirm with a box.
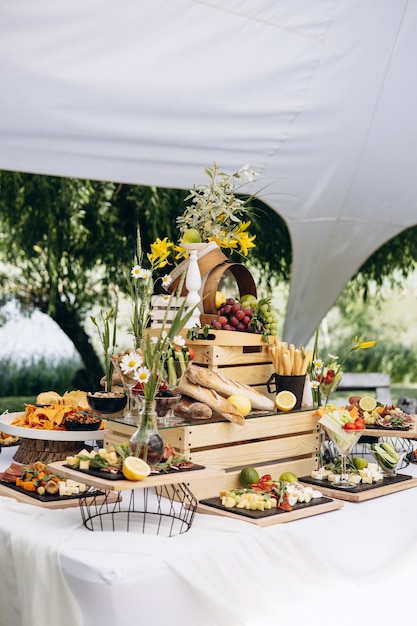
[209,296,278,339]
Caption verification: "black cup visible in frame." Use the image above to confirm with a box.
[266,374,306,410]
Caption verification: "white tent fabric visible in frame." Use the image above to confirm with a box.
[1,0,416,344]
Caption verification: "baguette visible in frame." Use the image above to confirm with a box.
[174,395,213,420]
[185,364,275,412]
[177,376,246,425]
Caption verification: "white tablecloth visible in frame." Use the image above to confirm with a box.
[1,445,417,626]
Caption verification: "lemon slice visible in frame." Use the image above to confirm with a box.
[122,457,151,481]
[359,396,377,412]
[275,390,297,412]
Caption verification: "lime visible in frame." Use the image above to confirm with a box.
[122,457,151,481]
[352,457,368,470]
[240,294,257,307]
[275,390,297,412]
[182,228,202,244]
[239,467,260,488]
[359,396,377,412]
[227,394,252,417]
[279,471,299,483]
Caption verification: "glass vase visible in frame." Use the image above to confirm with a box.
[130,399,164,465]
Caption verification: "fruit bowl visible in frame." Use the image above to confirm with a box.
[86,392,127,415]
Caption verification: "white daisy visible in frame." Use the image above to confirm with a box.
[162,274,173,288]
[134,367,151,385]
[173,335,185,348]
[311,380,320,389]
[120,352,143,374]
[131,265,144,279]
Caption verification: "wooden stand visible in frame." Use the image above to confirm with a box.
[104,409,320,501]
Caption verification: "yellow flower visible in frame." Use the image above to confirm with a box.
[358,340,377,349]
[147,237,174,269]
[236,231,256,256]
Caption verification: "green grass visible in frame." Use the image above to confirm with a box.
[0,396,36,414]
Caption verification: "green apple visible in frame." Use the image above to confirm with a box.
[182,228,202,244]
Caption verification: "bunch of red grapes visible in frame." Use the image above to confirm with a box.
[210,298,254,332]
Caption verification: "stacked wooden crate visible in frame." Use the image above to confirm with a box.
[104,409,320,501]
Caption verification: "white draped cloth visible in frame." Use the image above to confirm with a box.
[1,440,417,626]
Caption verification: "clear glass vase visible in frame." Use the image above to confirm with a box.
[130,399,164,465]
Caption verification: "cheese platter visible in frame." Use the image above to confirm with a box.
[300,473,417,502]
[198,495,343,527]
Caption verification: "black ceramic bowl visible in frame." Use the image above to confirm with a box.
[86,392,127,415]
[64,415,103,431]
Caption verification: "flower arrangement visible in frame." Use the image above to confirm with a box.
[176,162,258,256]
[90,306,118,392]
[308,331,376,407]
[127,227,175,349]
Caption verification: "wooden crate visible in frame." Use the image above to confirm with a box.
[104,409,320,501]
[146,328,276,396]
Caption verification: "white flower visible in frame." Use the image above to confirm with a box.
[150,336,159,344]
[173,335,185,348]
[131,265,144,279]
[328,354,338,360]
[120,351,143,374]
[311,380,320,389]
[140,269,152,280]
[313,358,324,369]
[162,274,172,288]
[134,366,151,385]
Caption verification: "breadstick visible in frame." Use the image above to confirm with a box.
[289,344,295,373]
[301,349,312,375]
[282,351,292,376]
[293,349,303,375]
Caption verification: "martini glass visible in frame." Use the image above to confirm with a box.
[322,425,364,488]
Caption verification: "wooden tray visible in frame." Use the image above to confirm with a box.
[300,473,417,502]
[49,460,225,492]
[0,482,120,509]
[198,496,343,527]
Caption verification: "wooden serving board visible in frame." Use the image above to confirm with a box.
[0,483,120,509]
[49,461,225,492]
[197,496,344,527]
[300,474,417,502]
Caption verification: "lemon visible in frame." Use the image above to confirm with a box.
[239,467,260,487]
[227,394,252,416]
[279,471,298,483]
[352,457,368,470]
[182,228,202,244]
[275,390,297,412]
[122,456,151,481]
[215,291,226,309]
[359,396,377,412]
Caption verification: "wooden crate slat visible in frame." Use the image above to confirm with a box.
[187,432,319,468]
[160,411,318,451]
[192,344,272,366]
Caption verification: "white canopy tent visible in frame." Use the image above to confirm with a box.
[1,0,416,344]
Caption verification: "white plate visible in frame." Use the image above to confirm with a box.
[0,412,107,441]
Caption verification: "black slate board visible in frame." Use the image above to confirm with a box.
[300,472,413,494]
[0,479,103,503]
[199,496,334,520]
[64,462,206,481]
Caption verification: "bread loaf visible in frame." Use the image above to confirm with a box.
[174,396,213,420]
[186,364,275,412]
[177,377,245,425]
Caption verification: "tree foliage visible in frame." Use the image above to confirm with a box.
[0,169,416,390]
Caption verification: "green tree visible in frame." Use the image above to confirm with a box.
[0,173,185,389]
